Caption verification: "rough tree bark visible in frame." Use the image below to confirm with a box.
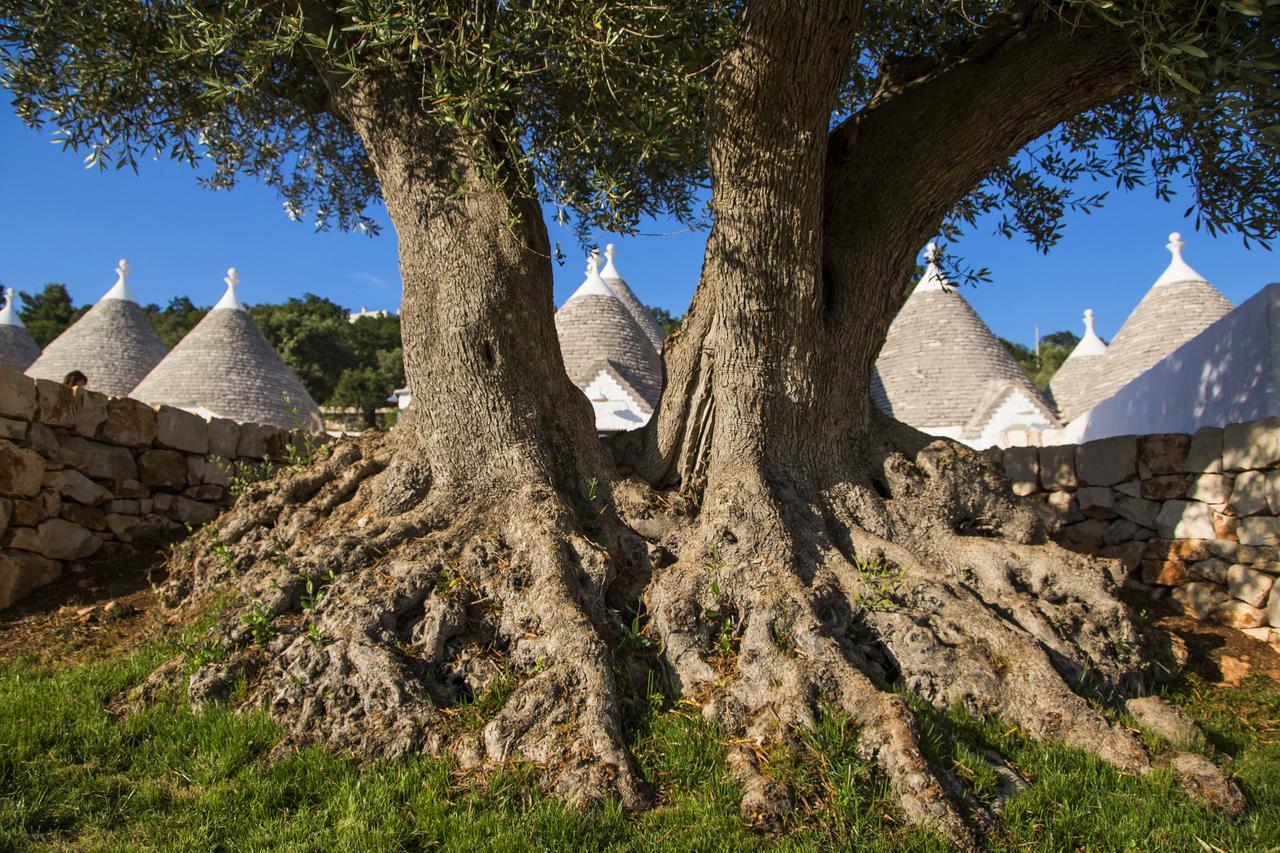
[155,68,654,807]
[142,2,1247,847]
[632,0,1243,843]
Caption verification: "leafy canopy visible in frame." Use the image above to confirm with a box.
[838,0,1280,259]
[2,1,1277,261]
[1,1,731,238]
[16,283,86,347]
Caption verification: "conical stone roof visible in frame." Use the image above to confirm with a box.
[131,269,324,431]
[555,256,661,409]
[1048,308,1109,422]
[1066,232,1233,417]
[25,260,168,396]
[599,244,666,352]
[0,288,41,371]
[872,244,1053,435]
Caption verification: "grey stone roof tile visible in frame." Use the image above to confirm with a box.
[555,291,661,409]
[131,307,323,430]
[26,299,168,396]
[873,287,1052,432]
[1065,278,1233,419]
[0,325,40,372]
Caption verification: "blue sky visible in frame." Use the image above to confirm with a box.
[1,107,1274,347]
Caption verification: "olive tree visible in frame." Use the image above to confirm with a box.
[6,0,1277,842]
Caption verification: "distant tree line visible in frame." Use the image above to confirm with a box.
[7,284,403,429]
[999,330,1082,392]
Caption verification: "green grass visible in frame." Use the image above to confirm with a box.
[1,636,1277,851]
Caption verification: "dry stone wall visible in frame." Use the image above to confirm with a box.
[992,417,1280,647]
[0,364,322,609]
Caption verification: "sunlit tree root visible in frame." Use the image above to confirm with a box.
[148,423,1243,843]
[638,422,1244,847]
[160,434,647,810]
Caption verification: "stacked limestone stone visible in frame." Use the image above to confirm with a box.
[0,364,321,609]
[998,420,1280,646]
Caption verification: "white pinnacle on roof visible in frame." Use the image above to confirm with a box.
[101,258,137,302]
[597,243,666,352]
[213,267,247,311]
[0,287,42,371]
[1069,309,1108,359]
[914,242,949,292]
[571,254,614,298]
[1153,232,1206,287]
[25,257,168,394]
[0,288,24,327]
[1048,308,1109,423]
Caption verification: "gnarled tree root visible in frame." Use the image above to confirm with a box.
[635,422,1243,847]
[143,427,1243,848]
[160,434,647,810]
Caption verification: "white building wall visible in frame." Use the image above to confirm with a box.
[1080,284,1280,441]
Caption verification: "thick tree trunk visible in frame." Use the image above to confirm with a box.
[150,72,653,808]
[336,75,604,496]
[634,3,1240,844]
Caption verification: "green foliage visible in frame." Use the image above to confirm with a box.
[836,1,1280,256]
[16,283,86,347]
[144,296,207,348]
[1000,331,1081,391]
[249,296,357,403]
[0,0,730,237]
[239,600,276,647]
[646,305,683,338]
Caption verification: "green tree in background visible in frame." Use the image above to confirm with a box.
[249,295,357,405]
[1000,330,1081,391]
[646,305,683,338]
[17,283,86,347]
[144,296,207,348]
[331,314,405,428]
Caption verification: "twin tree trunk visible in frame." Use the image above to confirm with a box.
[150,3,1247,847]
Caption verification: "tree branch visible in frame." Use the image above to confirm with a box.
[825,6,1139,258]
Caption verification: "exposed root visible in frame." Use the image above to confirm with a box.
[159,433,648,810]
[636,420,1244,845]
[142,422,1244,845]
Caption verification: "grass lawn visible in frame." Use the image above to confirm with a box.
[1,621,1277,851]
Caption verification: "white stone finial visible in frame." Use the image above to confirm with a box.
[915,242,948,292]
[569,252,614,300]
[601,243,621,279]
[102,257,136,302]
[1068,307,1107,359]
[0,287,23,327]
[1154,230,1206,287]
[214,266,247,311]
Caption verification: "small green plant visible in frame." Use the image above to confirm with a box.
[620,610,655,654]
[299,569,338,612]
[186,642,228,671]
[215,456,277,500]
[240,600,276,646]
[211,538,236,571]
[305,623,328,647]
[704,607,737,658]
[575,477,607,531]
